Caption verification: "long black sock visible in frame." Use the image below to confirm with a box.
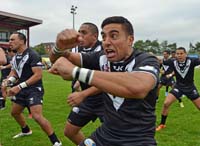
[2,99,5,108]
[22,125,31,133]
[160,115,167,125]
[166,86,169,92]
[27,107,31,114]
[177,97,182,103]
[48,132,60,144]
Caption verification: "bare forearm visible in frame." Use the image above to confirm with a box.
[49,50,82,67]
[90,71,155,99]
[81,86,102,99]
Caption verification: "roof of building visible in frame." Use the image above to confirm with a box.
[0,11,42,31]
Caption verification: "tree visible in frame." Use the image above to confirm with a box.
[32,44,46,55]
[134,40,145,51]
[167,43,177,51]
[195,42,200,54]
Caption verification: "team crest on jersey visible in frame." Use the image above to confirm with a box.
[174,60,191,78]
[100,55,110,72]
[162,64,169,71]
[13,54,29,78]
[102,63,110,72]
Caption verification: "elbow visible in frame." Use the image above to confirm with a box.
[0,60,7,65]
[35,73,43,81]
[49,53,56,64]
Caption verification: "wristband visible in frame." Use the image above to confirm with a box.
[72,67,94,85]
[52,45,65,54]
[18,82,28,89]
[8,76,17,83]
[72,67,80,79]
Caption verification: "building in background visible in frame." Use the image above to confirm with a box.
[0,11,42,48]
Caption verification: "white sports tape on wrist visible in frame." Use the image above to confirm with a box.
[52,45,65,54]
[72,67,94,85]
[72,67,79,79]
[8,76,17,83]
[18,82,28,89]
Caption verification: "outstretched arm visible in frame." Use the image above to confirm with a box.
[49,57,158,99]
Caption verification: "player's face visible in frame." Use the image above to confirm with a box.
[176,49,187,62]
[163,52,169,60]
[9,34,23,51]
[78,24,97,48]
[101,24,133,62]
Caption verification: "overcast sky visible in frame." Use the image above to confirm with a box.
[1,0,200,48]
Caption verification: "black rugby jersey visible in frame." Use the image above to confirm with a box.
[72,41,104,104]
[163,57,200,86]
[1,55,12,81]
[11,48,43,88]
[81,50,160,145]
[160,58,174,76]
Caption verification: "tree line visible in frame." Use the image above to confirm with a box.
[32,40,200,56]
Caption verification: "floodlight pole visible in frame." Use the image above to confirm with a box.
[70,5,77,29]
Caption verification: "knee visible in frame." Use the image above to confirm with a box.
[64,124,78,138]
[64,128,74,138]
[31,113,42,122]
[11,110,19,117]
[163,101,170,109]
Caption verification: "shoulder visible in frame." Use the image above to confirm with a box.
[135,51,158,62]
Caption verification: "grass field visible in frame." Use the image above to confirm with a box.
[0,69,200,146]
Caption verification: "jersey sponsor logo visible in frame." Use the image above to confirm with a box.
[107,94,124,111]
[174,60,191,78]
[112,65,123,71]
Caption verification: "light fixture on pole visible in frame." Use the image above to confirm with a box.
[70,5,77,29]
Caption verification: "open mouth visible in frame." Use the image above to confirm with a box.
[105,49,116,58]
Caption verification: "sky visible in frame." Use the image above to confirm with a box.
[1,0,200,48]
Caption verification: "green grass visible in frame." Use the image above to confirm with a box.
[155,68,200,146]
[0,69,200,146]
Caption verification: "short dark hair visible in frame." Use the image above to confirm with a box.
[82,22,99,37]
[163,50,170,55]
[12,32,27,44]
[171,50,176,54]
[101,16,134,36]
[176,47,186,53]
